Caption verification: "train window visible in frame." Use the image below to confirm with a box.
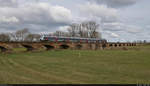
[48,37,55,41]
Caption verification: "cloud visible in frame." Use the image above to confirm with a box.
[79,2,118,23]
[0,2,73,32]
[58,26,69,32]
[125,25,142,34]
[111,32,119,38]
[102,22,142,34]
[105,31,119,38]
[103,22,123,31]
[89,0,139,8]
[16,3,72,25]
[0,16,19,23]
[0,0,17,7]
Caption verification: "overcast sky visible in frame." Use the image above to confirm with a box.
[0,0,149,42]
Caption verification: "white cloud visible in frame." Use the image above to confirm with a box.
[103,22,142,34]
[0,16,19,23]
[0,2,73,32]
[103,22,124,31]
[111,32,119,38]
[79,2,118,22]
[126,25,142,34]
[18,2,72,24]
[110,32,119,38]
[51,5,72,23]
[58,26,69,32]
[105,31,119,38]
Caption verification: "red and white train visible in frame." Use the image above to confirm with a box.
[40,36,107,43]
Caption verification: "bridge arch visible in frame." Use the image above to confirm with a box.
[109,44,113,47]
[115,44,117,47]
[119,44,121,47]
[0,46,8,52]
[44,45,55,50]
[22,45,34,51]
[59,44,70,49]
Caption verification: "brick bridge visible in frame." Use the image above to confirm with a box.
[0,42,137,52]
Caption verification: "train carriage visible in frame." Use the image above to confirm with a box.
[41,36,107,43]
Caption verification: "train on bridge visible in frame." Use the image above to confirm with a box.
[0,36,138,53]
[40,36,107,43]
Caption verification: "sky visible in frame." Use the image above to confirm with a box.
[0,0,149,42]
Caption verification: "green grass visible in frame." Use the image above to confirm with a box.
[0,45,150,84]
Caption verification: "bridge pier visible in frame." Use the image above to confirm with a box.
[76,43,88,50]
[102,44,107,49]
[123,43,126,46]
[95,43,100,50]
[91,44,96,50]
[76,44,82,50]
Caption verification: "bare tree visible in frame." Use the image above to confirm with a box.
[15,28,30,41]
[83,21,100,38]
[14,28,30,41]
[25,34,41,42]
[9,28,31,42]
[34,34,41,41]
[80,23,89,38]
[9,33,18,41]
[53,31,65,37]
[67,23,79,37]
[78,23,84,38]
[0,33,11,42]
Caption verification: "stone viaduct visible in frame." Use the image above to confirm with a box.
[0,42,137,52]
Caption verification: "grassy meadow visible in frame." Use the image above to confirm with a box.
[0,45,150,84]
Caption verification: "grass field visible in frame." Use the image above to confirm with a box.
[0,45,150,84]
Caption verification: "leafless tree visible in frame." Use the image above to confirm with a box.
[53,31,65,37]
[78,23,84,38]
[25,34,41,42]
[9,28,31,42]
[15,28,30,41]
[9,32,18,41]
[48,33,54,36]
[83,21,100,38]
[80,23,89,38]
[67,23,79,37]
[0,33,11,42]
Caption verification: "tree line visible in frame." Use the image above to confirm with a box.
[0,21,101,42]
[0,28,41,42]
